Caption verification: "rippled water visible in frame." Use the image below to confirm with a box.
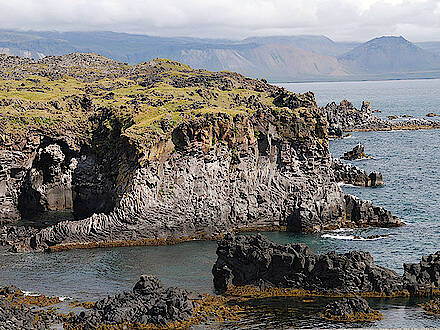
[1,79,439,328]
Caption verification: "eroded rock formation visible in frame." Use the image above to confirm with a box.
[331,159,383,187]
[0,54,402,252]
[322,297,383,322]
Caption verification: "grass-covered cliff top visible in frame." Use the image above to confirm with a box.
[0,53,323,159]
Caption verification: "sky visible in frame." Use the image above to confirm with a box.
[1,0,440,42]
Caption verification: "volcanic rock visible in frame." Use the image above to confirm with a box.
[68,275,194,328]
[342,144,369,160]
[212,233,404,294]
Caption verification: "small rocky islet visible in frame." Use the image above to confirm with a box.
[0,53,439,328]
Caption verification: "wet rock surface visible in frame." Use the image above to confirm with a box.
[212,234,404,294]
[322,297,383,322]
[67,275,194,328]
[420,298,440,315]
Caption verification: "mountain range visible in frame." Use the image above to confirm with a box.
[1,30,440,81]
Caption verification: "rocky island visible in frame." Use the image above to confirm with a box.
[0,53,402,252]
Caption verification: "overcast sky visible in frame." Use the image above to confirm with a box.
[1,0,439,42]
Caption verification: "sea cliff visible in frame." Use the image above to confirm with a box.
[0,53,401,251]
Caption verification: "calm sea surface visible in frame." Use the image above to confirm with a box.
[1,79,439,328]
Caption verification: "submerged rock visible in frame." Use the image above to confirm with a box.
[322,297,383,322]
[212,234,404,294]
[67,275,194,328]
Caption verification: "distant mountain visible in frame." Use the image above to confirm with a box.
[1,30,440,81]
[339,36,440,73]
[242,35,358,57]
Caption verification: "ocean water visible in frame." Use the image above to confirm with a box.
[1,79,439,328]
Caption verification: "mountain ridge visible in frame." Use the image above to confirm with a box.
[1,30,440,81]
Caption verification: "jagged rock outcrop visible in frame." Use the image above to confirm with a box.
[342,144,369,160]
[67,275,194,328]
[322,297,383,322]
[344,194,402,228]
[0,225,38,246]
[212,233,404,294]
[403,251,440,291]
[331,159,383,187]
[324,100,440,135]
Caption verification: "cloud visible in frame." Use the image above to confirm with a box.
[1,0,439,41]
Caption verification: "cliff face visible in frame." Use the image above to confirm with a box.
[0,54,400,251]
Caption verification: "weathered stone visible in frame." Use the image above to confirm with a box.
[404,251,440,290]
[323,99,440,134]
[343,194,402,228]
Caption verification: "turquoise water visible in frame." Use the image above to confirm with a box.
[1,79,439,328]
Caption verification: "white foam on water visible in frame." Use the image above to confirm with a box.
[322,234,388,241]
[59,296,73,301]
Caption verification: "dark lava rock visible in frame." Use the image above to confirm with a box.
[331,159,383,187]
[68,275,194,328]
[212,233,404,295]
[322,297,383,322]
[342,144,368,160]
[404,251,440,291]
[344,194,402,228]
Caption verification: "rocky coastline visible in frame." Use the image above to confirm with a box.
[212,234,440,297]
[324,100,440,138]
[0,53,402,252]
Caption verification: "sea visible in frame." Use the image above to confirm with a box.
[1,78,439,328]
